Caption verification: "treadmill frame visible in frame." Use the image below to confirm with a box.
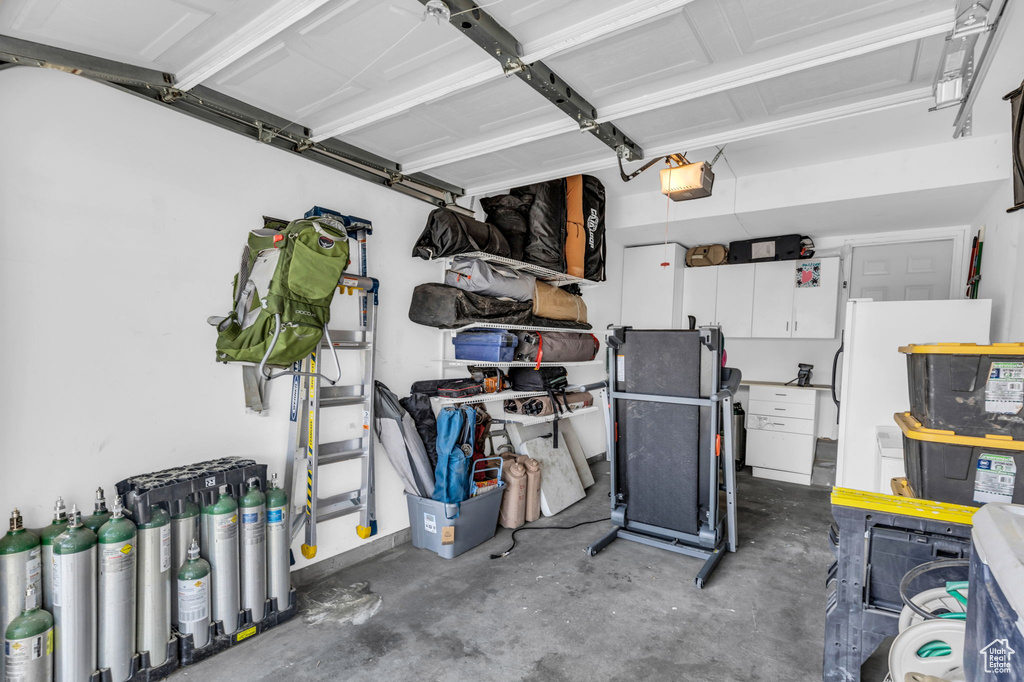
[586,325,740,588]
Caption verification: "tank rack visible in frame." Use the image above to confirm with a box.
[89,638,179,682]
[178,589,299,666]
[116,456,268,523]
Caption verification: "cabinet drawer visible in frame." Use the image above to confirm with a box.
[746,413,815,435]
[746,430,815,475]
[748,384,817,405]
[747,399,816,421]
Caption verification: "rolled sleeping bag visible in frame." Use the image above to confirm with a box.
[532,281,588,324]
[444,257,536,302]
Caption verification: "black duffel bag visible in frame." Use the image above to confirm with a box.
[481,194,531,261]
[412,207,511,260]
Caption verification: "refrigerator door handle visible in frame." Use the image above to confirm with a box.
[831,331,844,423]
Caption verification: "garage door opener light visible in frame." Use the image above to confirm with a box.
[618,147,725,202]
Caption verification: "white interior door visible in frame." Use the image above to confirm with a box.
[680,266,719,328]
[716,263,755,337]
[849,240,955,301]
[751,261,794,337]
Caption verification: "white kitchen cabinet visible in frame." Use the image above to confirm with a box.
[751,261,795,338]
[793,258,841,338]
[680,257,840,338]
[620,243,685,328]
[750,257,841,339]
[715,263,755,337]
[744,383,823,485]
[679,265,717,328]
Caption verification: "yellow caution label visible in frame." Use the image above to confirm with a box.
[194,581,203,587]
[230,515,237,524]
[10,642,22,651]
[236,626,257,642]
[121,544,133,555]
[46,630,53,655]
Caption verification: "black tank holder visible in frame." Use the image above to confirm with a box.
[177,589,299,667]
[88,636,179,682]
[116,456,268,524]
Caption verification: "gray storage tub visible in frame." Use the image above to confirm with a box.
[406,484,504,559]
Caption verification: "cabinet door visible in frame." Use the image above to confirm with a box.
[715,263,755,337]
[751,261,794,337]
[792,257,841,338]
[746,429,815,475]
[680,266,718,327]
[620,244,684,328]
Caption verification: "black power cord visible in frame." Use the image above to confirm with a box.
[490,517,610,559]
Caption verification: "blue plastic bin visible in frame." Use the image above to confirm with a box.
[965,502,1024,680]
[452,329,518,362]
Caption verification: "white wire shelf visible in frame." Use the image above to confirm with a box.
[443,323,606,334]
[440,252,603,288]
[441,358,603,368]
[499,404,601,426]
[433,390,547,406]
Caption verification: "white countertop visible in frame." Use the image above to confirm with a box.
[740,380,832,392]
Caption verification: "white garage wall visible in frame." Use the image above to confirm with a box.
[973,179,1024,342]
[0,67,445,570]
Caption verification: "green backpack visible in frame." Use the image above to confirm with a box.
[209,217,350,368]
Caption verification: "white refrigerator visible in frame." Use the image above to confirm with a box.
[834,298,992,493]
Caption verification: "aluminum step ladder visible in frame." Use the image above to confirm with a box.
[282,207,379,558]
[282,275,379,559]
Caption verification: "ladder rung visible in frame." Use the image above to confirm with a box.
[321,396,369,408]
[319,437,368,465]
[314,491,364,522]
[319,384,367,408]
[323,342,371,350]
[320,450,367,465]
[325,330,369,344]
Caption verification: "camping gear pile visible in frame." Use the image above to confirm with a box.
[409,175,606,330]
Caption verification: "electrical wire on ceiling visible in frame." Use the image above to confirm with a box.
[451,0,507,18]
[715,145,754,239]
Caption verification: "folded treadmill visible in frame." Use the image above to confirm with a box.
[586,326,740,588]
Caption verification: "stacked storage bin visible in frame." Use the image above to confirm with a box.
[896,343,1024,506]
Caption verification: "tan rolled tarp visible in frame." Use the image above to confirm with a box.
[532,281,588,324]
[565,175,586,278]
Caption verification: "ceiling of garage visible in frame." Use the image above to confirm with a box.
[0,0,962,198]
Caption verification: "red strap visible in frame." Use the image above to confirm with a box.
[535,333,543,370]
[591,334,599,359]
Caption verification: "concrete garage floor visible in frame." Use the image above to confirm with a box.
[168,461,842,682]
